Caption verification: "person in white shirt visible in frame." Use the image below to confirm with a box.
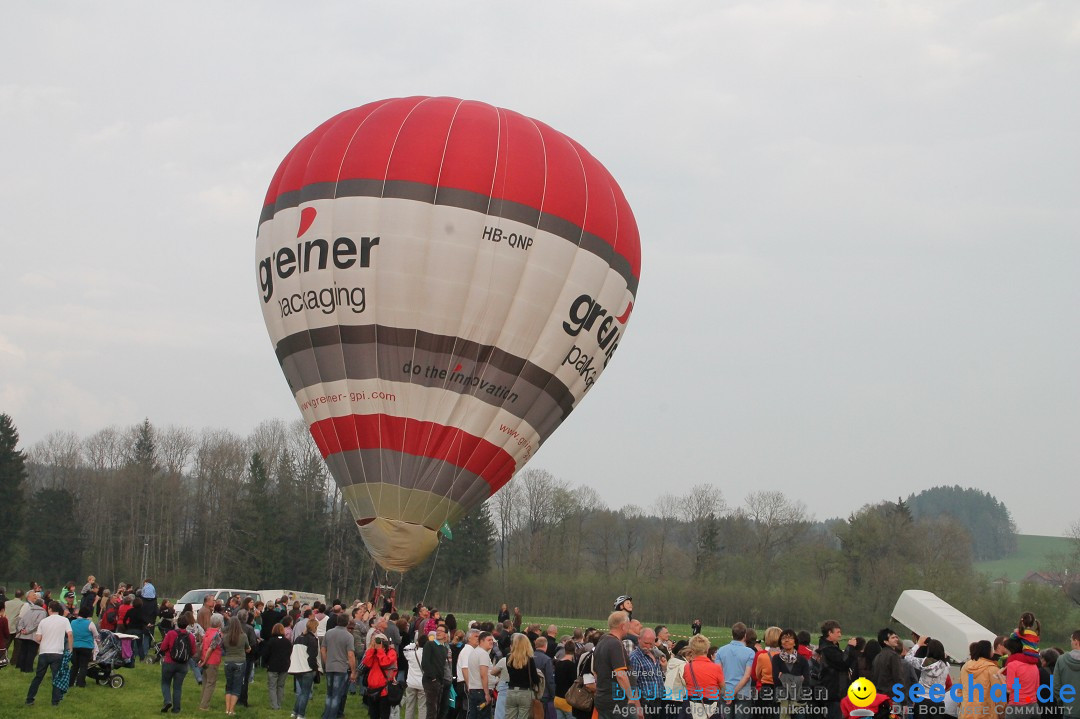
[25,601,73,706]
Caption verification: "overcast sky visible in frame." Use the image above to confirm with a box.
[3,1,1077,536]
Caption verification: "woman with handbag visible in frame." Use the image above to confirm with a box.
[554,640,578,719]
[289,618,320,719]
[683,635,724,719]
[503,634,540,719]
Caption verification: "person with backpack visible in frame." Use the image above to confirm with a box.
[159,615,196,713]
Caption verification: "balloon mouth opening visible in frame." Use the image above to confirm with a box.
[357,518,375,527]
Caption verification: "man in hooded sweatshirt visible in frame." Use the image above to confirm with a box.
[1053,630,1080,717]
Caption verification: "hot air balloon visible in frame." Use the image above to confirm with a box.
[255,97,640,572]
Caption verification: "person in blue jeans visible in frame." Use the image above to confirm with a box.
[291,618,321,719]
[322,613,359,719]
[26,601,73,706]
[159,617,195,713]
[221,614,252,716]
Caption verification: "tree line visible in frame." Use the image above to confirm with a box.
[1,413,1076,645]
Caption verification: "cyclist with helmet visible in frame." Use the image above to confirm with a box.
[613,596,633,621]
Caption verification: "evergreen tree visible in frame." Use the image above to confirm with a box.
[22,487,84,586]
[0,414,28,578]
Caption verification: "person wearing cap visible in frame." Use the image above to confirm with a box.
[613,596,633,621]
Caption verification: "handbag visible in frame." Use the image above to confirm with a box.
[531,699,546,719]
[565,677,594,711]
[385,679,405,705]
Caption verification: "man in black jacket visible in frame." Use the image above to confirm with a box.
[817,620,858,719]
[870,629,904,699]
[422,626,450,719]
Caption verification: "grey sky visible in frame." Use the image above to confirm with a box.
[3,1,1077,534]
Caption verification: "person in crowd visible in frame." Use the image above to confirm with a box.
[178,609,204,685]
[289,617,321,719]
[513,608,523,632]
[1003,636,1039,716]
[25,601,72,706]
[364,630,400,719]
[422,626,450,719]
[684,633,724,717]
[15,596,46,672]
[535,636,558,719]
[264,623,293,710]
[468,632,496,719]
[554,639,579,719]
[1052,631,1080,718]
[499,605,511,624]
[80,577,97,614]
[958,640,1005,719]
[859,640,880,684]
[159,614,196,713]
[691,620,702,637]
[1013,613,1041,661]
[69,605,99,688]
[197,594,215,631]
[903,637,949,719]
[715,622,755,719]
[871,629,904,699]
[158,599,176,636]
[595,612,642,719]
[816,620,858,719]
[5,589,25,668]
[221,608,251,716]
[457,629,480,718]
[236,608,259,707]
[504,632,540,719]
[772,629,809,719]
[753,626,780,713]
[97,590,117,630]
[138,579,159,658]
[323,612,358,719]
[404,632,429,719]
[630,628,665,716]
[663,643,690,719]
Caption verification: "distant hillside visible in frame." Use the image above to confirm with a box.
[973,534,1072,583]
[907,486,1017,560]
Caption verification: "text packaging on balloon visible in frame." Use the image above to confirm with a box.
[257,234,381,317]
[561,292,632,391]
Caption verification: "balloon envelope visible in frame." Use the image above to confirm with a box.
[256,96,641,571]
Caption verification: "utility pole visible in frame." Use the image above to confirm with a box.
[140,535,149,582]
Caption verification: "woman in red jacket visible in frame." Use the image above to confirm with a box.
[363,632,399,719]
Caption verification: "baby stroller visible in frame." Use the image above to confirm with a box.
[86,630,126,688]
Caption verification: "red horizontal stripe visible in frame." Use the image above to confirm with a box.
[262,96,640,279]
[308,414,516,491]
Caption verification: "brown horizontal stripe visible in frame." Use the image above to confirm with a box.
[277,325,574,439]
[258,180,638,296]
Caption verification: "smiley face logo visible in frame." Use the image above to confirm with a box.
[848,677,877,708]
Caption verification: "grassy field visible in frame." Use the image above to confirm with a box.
[973,534,1072,582]
[0,653,333,718]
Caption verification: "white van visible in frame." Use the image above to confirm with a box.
[258,589,326,607]
[175,588,262,606]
